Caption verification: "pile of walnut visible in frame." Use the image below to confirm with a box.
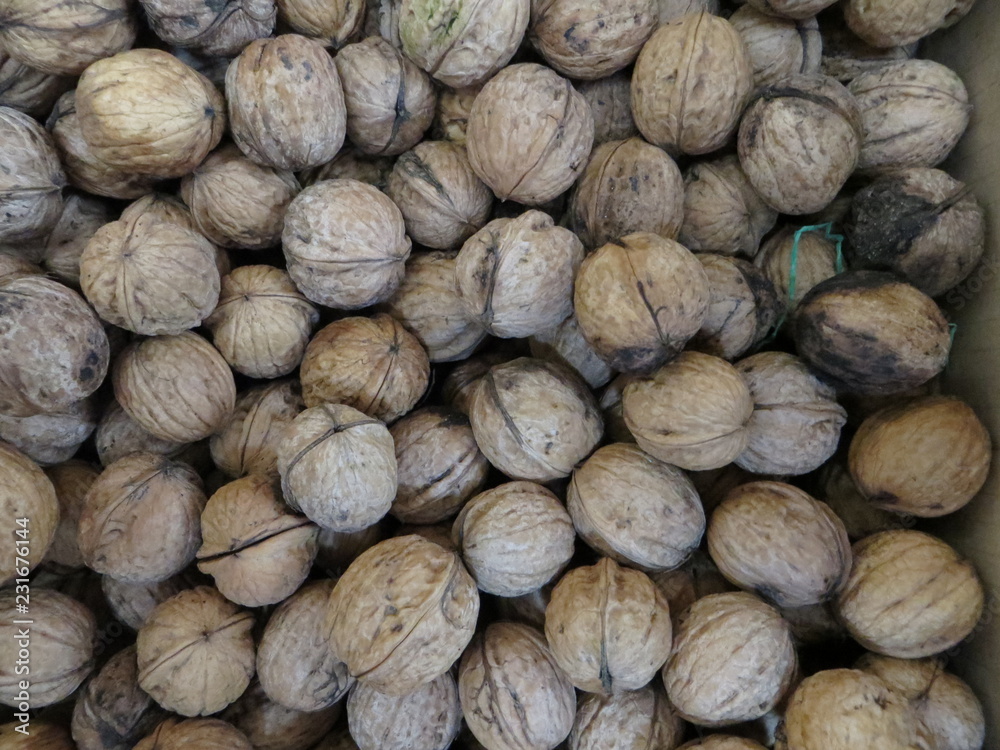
[0,0,992,748]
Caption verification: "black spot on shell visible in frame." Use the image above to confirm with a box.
[79,366,94,382]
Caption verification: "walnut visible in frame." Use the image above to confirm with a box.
[348,673,462,750]
[575,71,638,143]
[282,178,411,309]
[529,314,613,389]
[432,85,480,146]
[836,530,984,658]
[42,461,97,570]
[95,401,188,468]
[205,265,318,379]
[226,35,346,170]
[738,74,862,215]
[0,44,72,119]
[623,351,753,471]
[730,7,822,87]
[27,193,112,287]
[650,550,736,627]
[315,522,388,575]
[568,443,705,572]
[469,357,603,482]
[456,210,583,338]
[753,225,839,311]
[76,49,225,178]
[848,60,970,174]
[0,589,95,706]
[101,571,204,631]
[398,0,529,88]
[326,535,479,694]
[140,0,274,57]
[336,36,436,156]
[113,332,237,442]
[222,681,340,750]
[442,346,523,415]
[0,442,58,582]
[793,271,951,395]
[816,460,907,540]
[0,276,109,417]
[664,592,796,726]
[0,722,75,749]
[0,397,97,466]
[257,580,353,712]
[299,147,395,191]
[0,252,39,281]
[820,14,919,82]
[134,718,252,750]
[277,404,396,532]
[569,683,684,750]
[678,738,767,750]
[459,622,576,750]
[632,13,753,156]
[120,191,199,228]
[137,586,255,716]
[744,0,835,19]
[0,0,137,76]
[0,106,65,243]
[845,0,960,47]
[279,0,364,46]
[530,0,658,80]
[656,0,719,22]
[466,63,594,204]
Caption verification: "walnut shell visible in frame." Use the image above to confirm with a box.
[816,459,908,540]
[442,346,523,415]
[257,579,353,712]
[631,13,753,156]
[848,60,970,174]
[398,0,529,88]
[282,178,411,309]
[744,0,835,19]
[0,721,75,748]
[0,276,108,417]
[27,192,112,286]
[753,224,839,311]
[568,443,705,572]
[42,461,97,570]
[277,403,396,532]
[456,210,583,338]
[623,351,753,471]
[101,570,204,631]
[0,588,95,707]
[226,35,346,171]
[820,16,919,82]
[546,558,673,693]
[844,0,957,47]
[140,0,275,57]
[95,400,189,468]
[0,397,97,466]
[0,45,72,119]
[336,36,436,156]
[466,63,594,205]
[222,681,340,750]
[134,718,252,750]
[793,271,951,395]
[0,0,137,76]
[731,7,821,87]
[0,106,66,245]
[432,84,480,146]
[348,672,462,750]
[569,683,684,750]
[664,592,796,726]
[836,530,984,658]
[279,0,364,46]
[530,0,658,80]
[650,549,737,628]
[0,441,58,582]
[459,621,576,750]
[76,49,225,178]
[576,71,638,143]
[529,314,614,389]
[0,251,40,281]
[113,332,237,442]
[326,535,480,694]
[656,0,719,22]
[678,738,767,750]
[299,147,395,191]
[469,357,603,482]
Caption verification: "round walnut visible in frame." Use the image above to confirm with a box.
[778,669,919,750]
[205,265,318,379]
[0,397,97,466]
[76,49,225,178]
[569,443,706,572]
[848,60,970,174]
[623,351,753,471]
[0,45,72,119]
[387,141,493,250]
[137,586,255,716]
[95,401,188,468]
[664,592,796,726]
[397,0,529,88]
[466,63,594,205]
[300,314,429,422]
[257,580,353,712]
[459,621,576,750]
[546,558,673,693]
[30,192,113,287]
[836,530,984,658]
[336,36,436,156]
[631,13,753,156]
[569,683,684,750]
[43,461,98,570]
[197,476,318,607]
[569,137,684,249]
[530,314,614,389]
[738,74,862,215]
[390,407,489,524]
[113,333,237,443]
[469,357,603,482]
[326,535,480,694]
[133,718,252,750]
[277,404,396,532]
[456,210,583,338]
[730,7,822,87]
[211,381,304,479]
[576,71,638,143]
[348,673,462,750]
[855,654,986,750]
[139,0,275,57]
[529,0,658,80]
[793,271,951,394]
[0,589,95,707]
[102,571,204,631]
[441,346,521,415]
[678,738,767,750]
[226,34,346,171]
[282,178,411,309]
[0,276,108,417]
[744,0,835,19]
[120,188,204,229]
[222,681,340,750]
[708,481,852,607]
[734,351,847,475]
[575,233,710,374]
[0,0,136,76]
[279,0,364,47]
[679,155,778,257]
[0,107,65,243]
[847,168,985,297]
[453,481,574,596]
[753,224,840,311]
[0,442,58,582]
[845,0,958,47]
